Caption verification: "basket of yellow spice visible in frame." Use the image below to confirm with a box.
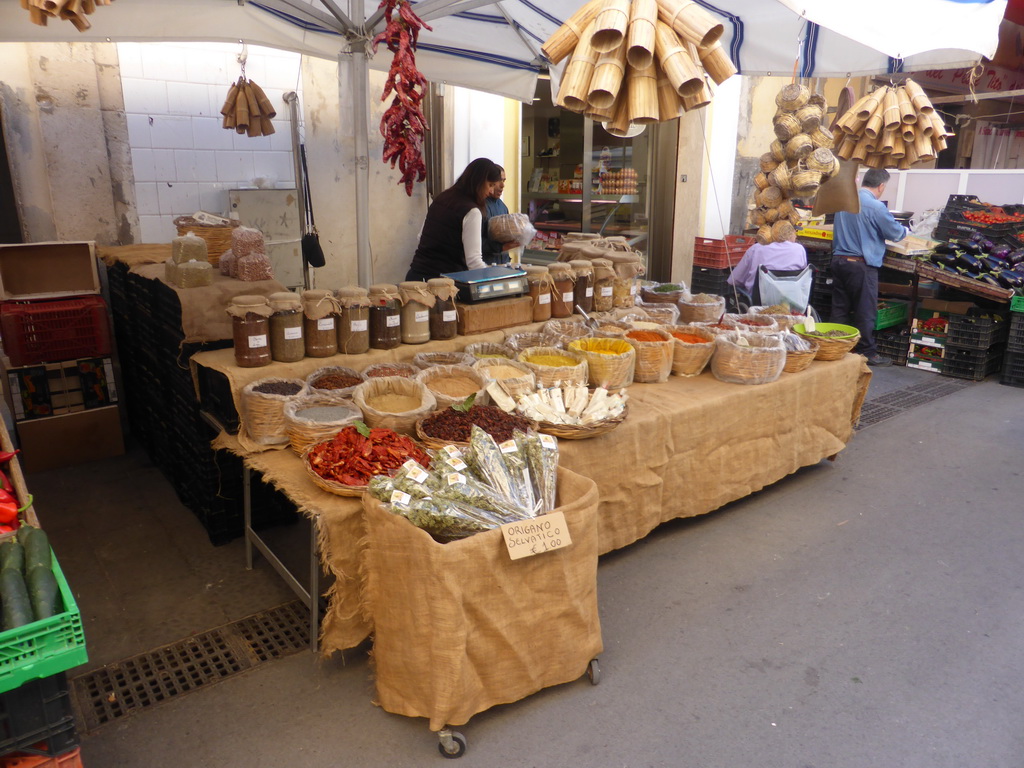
[624,327,674,383]
[667,325,716,377]
[517,347,589,387]
[415,364,490,409]
[352,376,437,435]
[568,336,635,389]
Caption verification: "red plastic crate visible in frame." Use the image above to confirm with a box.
[693,235,756,269]
[0,746,82,768]
[0,297,110,367]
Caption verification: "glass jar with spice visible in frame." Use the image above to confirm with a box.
[524,265,553,322]
[226,295,273,368]
[427,277,459,340]
[548,263,576,318]
[301,289,339,357]
[398,281,434,345]
[336,286,371,354]
[368,283,401,349]
[268,291,304,363]
[591,258,616,312]
[568,259,594,314]
[607,253,644,308]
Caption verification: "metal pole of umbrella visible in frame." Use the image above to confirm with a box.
[349,0,374,288]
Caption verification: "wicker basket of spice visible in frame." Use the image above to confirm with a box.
[352,377,436,435]
[517,347,589,387]
[568,336,636,389]
[302,425,431,497]
[361,361,419,379]
[792,322,860,361]
[411,350,476,370]
[677,293,726,324]
[414,404,536,451]
[240,378,308,447]
[472,358,537,399]
[416,364,490,409]
[463,341,514,360]
[623,327,674,383]
[306,366,366,399]
[710,331,786,385]
[667,325,716,377]
[284,394,362,455]
[723,313,779,334]
[781,334,820,373]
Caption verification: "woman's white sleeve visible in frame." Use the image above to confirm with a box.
[462,208,488,270]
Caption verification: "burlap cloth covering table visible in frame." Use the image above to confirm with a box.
[198,337,870,657]
[98,244,286,343]
[363,467,601,731]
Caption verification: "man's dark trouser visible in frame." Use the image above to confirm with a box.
[829,255,878,356]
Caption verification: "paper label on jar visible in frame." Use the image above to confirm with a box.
[390,490,411,507]
[350,319,368,332]
[442,310,457,322]
[562,291,574,302]
[284,327,302,340]
[538,293,551,305]
[386,314,400,327]
[600,286,613,297]
[446,472,467,486]
[317,317,335,331]
[415,310,429,323]
[248,334,267,349]
[499,439,518,455]
[585,287,594,297]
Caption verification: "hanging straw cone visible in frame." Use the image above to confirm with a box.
[776,83,810,111]
[773,112,801,142]
[903,79,934,115]
[918,119,933,138]
[896,86,916,125]
[586,100,616,122]
[681,78,711,111]
[626,0,658,69]
[654,21,703,96]
[835,134,858,161]
[796,104,822,132]
[591,0,632,53]
[542,0,604,64]
[656,75,684,121]
[785,133,814,161]
[913,129,935,162]
[556,21,600,112]
[933,133,948,153]
[891,132,905,160]
[879,127,896,154]
[626,61,660,124]
[901,120,916,143]
[588,42,628,109]
[855,90,882,121]
[260,115,276,136]
[244,83,263,137]
[697,41,737,85]
[903,140,919,167]
[249,80,278,119]
[836,92,874,134]
[655,0,724,48]
[851,134,872,163]
[863,99,885,140]
[881,87,900,130]
[221,79,241,118]
[929,110,949,139]
[605,88,634,136]
[897,156,912,171]
[234,84,250,134]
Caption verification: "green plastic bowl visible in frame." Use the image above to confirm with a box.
[792,322,859,339]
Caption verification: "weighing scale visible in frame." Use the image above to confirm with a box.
[442,265,528,303]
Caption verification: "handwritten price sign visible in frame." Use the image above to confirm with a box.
[500,512,572,560]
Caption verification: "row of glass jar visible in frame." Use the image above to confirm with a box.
[523,253,643,323]
[228,278,460,368]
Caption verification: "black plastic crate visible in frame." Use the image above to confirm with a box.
[1008,314,1024,353]
[690,266,730,296]
[941,344,1003,381]
[875,326,911,366]
[946,313,1008,350]
[0,673,78,757]
[195,363,240,433]
[1000,349,1024,387]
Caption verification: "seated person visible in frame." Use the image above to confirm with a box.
[726,222,808,300]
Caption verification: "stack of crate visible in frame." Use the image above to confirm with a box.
[690,236,754,297]
[941,312,1008,381]
[1000,296,1024,388]
[0,243,123,474]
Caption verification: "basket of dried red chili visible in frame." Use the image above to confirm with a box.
[624,327,674,383]
[667,325,716,377]
[303,424,431,496]
[723,313,779,334]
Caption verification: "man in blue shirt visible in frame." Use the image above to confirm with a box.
[831,168,908,366]
[482,165,512,265]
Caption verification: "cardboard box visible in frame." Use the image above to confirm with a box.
[3,356,116,421]
[14,406,124,474]
[922,299,975,314]
[456,296,533,336]
[0,242,100,300]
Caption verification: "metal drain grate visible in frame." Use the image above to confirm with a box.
[71,601,309,732]
[857,377,974,430]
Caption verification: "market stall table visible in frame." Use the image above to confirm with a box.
[194,345,870,655]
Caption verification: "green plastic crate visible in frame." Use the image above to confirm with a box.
[875,300,909,330]
[1012,295,1024,313]
[0,551,88,695]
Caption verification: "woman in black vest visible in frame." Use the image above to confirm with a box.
[405,158,503,281]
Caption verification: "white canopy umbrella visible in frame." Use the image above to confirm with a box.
[0,0,1008,281]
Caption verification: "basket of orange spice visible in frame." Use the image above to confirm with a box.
[667,325,716,376]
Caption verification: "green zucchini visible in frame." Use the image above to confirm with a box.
[0,540,24,572]
[27,566,59,620]
[1,568,33,630]
[20,527,50,574]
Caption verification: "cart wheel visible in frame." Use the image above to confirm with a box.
[587,658,601,685]
[438,729,467,759]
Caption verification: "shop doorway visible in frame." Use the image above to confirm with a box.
[0,105,22,244]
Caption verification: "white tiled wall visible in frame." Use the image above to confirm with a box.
[118,42,301,243]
